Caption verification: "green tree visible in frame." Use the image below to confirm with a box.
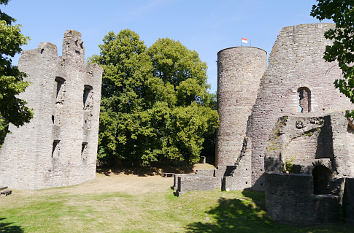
[200,93,218,164]
[91,29,155,165]
[92,31,218,166]
[311,0,354,116]
[147,38,218,164]
[0,0,33,145]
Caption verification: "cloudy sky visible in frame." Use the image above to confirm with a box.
[4,0,328,93]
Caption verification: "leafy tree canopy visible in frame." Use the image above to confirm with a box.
[311,0,354,116]
[0,0,33,145]
[92,30,218,166]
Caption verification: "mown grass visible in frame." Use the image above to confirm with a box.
[0,181,353,232]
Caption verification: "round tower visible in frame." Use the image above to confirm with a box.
[216,47,267,166]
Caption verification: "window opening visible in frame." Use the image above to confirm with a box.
[81,142,88,160]
[55,77,66,105]
[298,87,311,113]
[52,140,61,158]
[83,85,93,110]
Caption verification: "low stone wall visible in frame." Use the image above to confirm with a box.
[265,173,341,225]
[175,175,221,196]
[173,174,196,191]
[173,166,236,195]
[173,165,253,195]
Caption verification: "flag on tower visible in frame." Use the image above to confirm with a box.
[241,37,248,44]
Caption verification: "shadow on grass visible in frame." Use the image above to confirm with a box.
[186,191,272,233]
[186,190,354,233]
[97,164,194,177]
[0,218,23,233]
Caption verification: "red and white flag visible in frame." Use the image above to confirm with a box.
[242,38,248,44]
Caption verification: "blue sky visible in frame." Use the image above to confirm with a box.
[4,0,326,93]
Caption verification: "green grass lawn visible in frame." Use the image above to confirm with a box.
[0,176,353,233]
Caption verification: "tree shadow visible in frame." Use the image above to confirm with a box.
[97,164,194,177]
[0,218,23,233]
[186,190,354,233]
[186,190,274,233]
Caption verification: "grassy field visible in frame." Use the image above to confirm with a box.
[0,174,353,233]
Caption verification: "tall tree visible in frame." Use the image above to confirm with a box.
[92,31,218,166]
[91,29,155,165]
[311,0,354,116]
[0,0,33,145]
[147,38,218,165]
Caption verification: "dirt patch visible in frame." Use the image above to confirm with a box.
[193,163,216,171]
[14,163,215,197]
[44,173,174,195]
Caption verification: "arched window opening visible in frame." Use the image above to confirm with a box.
[298,87,311,113]
[312,165,331,194]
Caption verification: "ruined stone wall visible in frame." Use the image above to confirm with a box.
[216,47,267,166]
[175,175,221,196]
[331,113,354,177]
[0,30,102,189]
[265,173,341,225]
[223,137,252,190]
[265,114,337,175]
[248,23,353,190]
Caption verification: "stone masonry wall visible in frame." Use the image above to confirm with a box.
[265,173,341,225]
[248,23,353,190]
[344,178,354,224]
[224,137,252,191]
[0,30,103,189]
[331,113,354,177]
[216,47,267,166]
[265,114,336,174]
[264,112,353,177]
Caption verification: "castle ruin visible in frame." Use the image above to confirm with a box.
[173,23,353,199]
[0,30,103,190]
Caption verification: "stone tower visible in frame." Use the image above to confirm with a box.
[172,23,353,195]
[0,30,103,189]
[216,47,267,166]
[248,23,353,190]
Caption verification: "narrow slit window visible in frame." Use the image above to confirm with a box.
[298,87,311,113]
[52,140,61,158]
[81,142,88,160]
[83,85,93,110]
[55,77,66,104]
